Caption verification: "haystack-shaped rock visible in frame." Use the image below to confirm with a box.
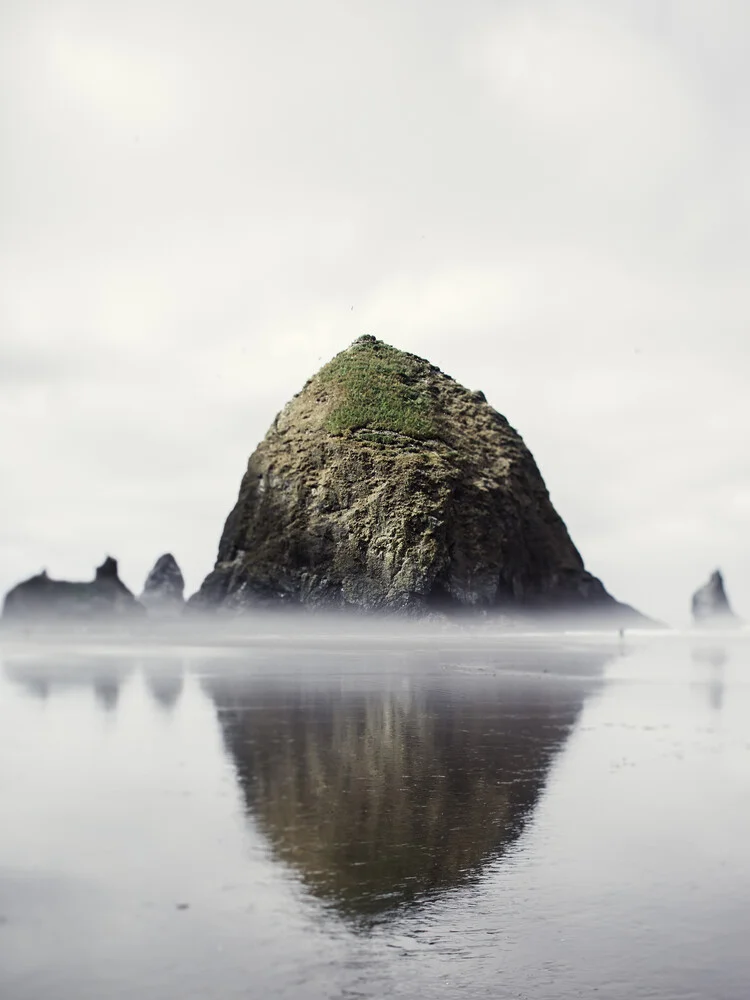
[691,570,740,626]
[140,553,185,616]
[2,556,145,623]
[191,336,646,622]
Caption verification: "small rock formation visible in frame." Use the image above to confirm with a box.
[140,553,185,617]
[2,557,145,624]
[691,570,740,627]
[190,336,649,624]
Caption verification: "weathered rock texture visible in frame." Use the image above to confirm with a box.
[691,570,740,626]
[140,553,185,616]
[191,336,647,622]
[2,557,145,623]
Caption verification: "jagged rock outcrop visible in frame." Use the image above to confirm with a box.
[2,556,145,623]
[140,553,185,616]
[190,336,648,623]
[691,570,740,626]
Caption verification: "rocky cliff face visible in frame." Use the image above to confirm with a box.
[2,557,144,623]
[140,553,185,616]
[191,336,646,622]
[691,570,740,626]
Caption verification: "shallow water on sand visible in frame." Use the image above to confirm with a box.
[1,630,749,999]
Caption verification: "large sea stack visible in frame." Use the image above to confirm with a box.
[691,570,740,627]
[2,557,144,623]
[191,336,646,623]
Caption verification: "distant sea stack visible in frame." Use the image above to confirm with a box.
[190,336,648,623]
[140,553,185,617]
[2,557,145,623]
[691,570,740,627]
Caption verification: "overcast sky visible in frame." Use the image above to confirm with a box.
[2,0,748,626]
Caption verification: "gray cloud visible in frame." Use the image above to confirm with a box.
[2,0,748,624]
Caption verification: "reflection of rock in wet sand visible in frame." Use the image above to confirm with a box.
[691,644,728,670]
[691,644,728,712]
[2,654,134,711]
[206,648,605,919]
[3,653,186,712]
[19,677,50,701]
[93,676,121,711]
[143,663,185,711]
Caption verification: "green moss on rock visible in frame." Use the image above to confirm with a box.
[318,336,437,439]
